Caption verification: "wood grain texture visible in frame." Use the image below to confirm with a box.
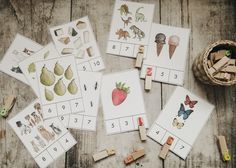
[0,0,235,168]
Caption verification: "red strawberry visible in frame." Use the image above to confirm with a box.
[112,82,130,106]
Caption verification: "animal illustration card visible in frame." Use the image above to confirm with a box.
[8,99,77,168]
[19,43,60,96]
[106,0,154,58]
[101,69,148,135]
[147,87,214,159]
[140,24,190,86]
[50,16,105,72]
[0,34,42,85]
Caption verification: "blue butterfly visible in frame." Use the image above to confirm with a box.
[178,103,193,120]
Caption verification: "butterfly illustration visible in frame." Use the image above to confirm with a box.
[178,103,193,120]
[172,118,184,129]
[184,95,198,108]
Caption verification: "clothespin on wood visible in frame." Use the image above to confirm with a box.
[138,117,147,141]
[217,135,231,161]
[93,148,116,162]
[0,130,6,140]
[145,67,152,91]
[124,147,145,165]
[0,95,16,118]
[159,136,174,159]
[135,45,145,68]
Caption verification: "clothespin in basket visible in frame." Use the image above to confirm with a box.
[0,95,16,118]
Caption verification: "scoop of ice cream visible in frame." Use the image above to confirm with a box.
[168,35,180,46]
[155,33,166,44]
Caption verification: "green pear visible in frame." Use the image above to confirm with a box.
[28,63,36,73]
[54,62,64,76]
[40,65,55,86]
[64,65,73,80]
[54,78,66,96]
[45,88,54,101]
[67,79,78,95]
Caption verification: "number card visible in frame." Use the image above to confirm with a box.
[19,43,60,96]
[50,16,105,72]
[140,24,190,85]
[0,34,42,85]
[101,69,148,134]
[8,99,77,168]
[106,0,154,58]
[147,87,214,159]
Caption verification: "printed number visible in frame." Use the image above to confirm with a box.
[83,66,86,71]
[180,145,184,149]
[74,118,78,123]
[88,120,91,124]
[161,72,164,76]
[125,47,129,51]
[156,131,160,135]
[111,123,114,128]
[65,138,69,143]
[174,74,178,79]
[125,121,128,126]
[112,45,116,49]
[93,61,100,66]
[53,147,57,151]
[61,116,64,120]
[48,108,52,113]
[75,102,78,107]
[62,105,65,110]
[42,157,46,161]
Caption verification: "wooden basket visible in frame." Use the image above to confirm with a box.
[192,40,236,86]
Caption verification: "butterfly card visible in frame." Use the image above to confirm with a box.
[140,24,190,85]
[147,87,214,159]
[101,69,148,135]
[106,0,154,58]
[0,34,42,84]
[8,99,77,168]
[50,16,105,72]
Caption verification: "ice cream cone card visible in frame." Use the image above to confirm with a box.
[147,87,214,159]
[101,69,148,135]
[140,24,190,86]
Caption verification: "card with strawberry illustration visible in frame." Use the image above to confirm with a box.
[8,99,77,168]
[147,87,214,159]
[140,24,190,86]
[0,34,42,85]
[106,0,154,58]
[19,43,60,96]
[50,16,105,72]
[101,69,148,135]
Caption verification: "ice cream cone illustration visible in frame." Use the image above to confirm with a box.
[155,33,166,56]
[168,35,180,59]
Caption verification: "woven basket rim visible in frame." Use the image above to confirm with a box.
[202,40,236,86]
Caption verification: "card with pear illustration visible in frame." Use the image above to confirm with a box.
[50,16,105,72]
[8,99,77,168]
[19,43,60,96]
[101,69,148,135]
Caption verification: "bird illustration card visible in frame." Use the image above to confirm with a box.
[106,0,154,58]
[101,69,148,135]
[147,87,214,159]
[19,43,60,96]
[50,16,105,72]
[8,99,77,168]
[140,24,190,86]
[0,34,42,85]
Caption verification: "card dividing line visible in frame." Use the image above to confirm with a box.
[109,40,148,47]
[143,63,184,73]
[105,113,146,121]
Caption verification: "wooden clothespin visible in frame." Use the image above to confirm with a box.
[208,56,230,75]
[0,95,16,118]
[159,136,174,159]
[217,135,231,161]
[124,147,145,165]
[93,148,116,162]
[145,67,152,91]
[135,45,145,68]
[0,130,6,140]
[138,117,147,141]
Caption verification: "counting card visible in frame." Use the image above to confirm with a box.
[50,16,105,72]
[147,87,214,159]
[101,69,148,134]
[0,34,42,85]
[106,0,154,58]
[8,99,76,168]
[140,24,190,85]
[19,43,60,96]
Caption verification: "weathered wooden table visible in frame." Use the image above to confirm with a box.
[0,0,235,167]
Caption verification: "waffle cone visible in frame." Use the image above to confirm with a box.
[169,45,177,59]
[156,43,164,56]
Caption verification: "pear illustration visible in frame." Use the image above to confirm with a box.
[28,63,36,73]
[45,88,54,101]
[40,65,55,86]
[64,65,73,80]
[68,79,78,95]
[54,78,66,96]
[54,62,64,76]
